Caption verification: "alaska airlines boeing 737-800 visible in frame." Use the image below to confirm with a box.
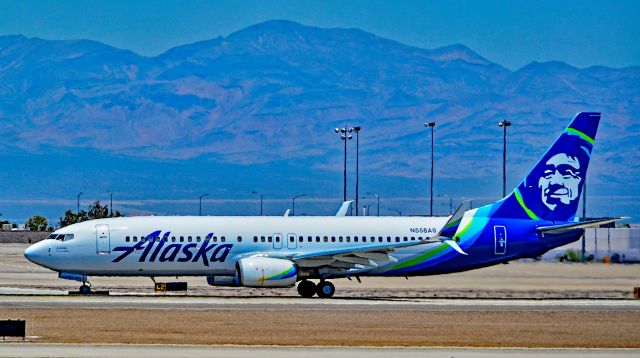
[24,112,620,298]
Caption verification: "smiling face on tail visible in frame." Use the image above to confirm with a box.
[492,112,600,222]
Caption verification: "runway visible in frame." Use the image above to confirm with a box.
[0,344,638,358]
[1,243,639,350]
[0,293,638,311]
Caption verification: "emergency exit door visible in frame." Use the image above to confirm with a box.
[494,225,507,255]
[96,224,111,254]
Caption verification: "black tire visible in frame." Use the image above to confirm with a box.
[316,281,335,298]
[297,280,316,298]
[79,284,91,295]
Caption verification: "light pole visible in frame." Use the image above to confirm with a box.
[366,192,380,216]
[498,120,512,198]
[334,126,353,203]
[251,191,263,216]
[76,192,83,214]
[292,194,306,216]
[387,208,402,216]
[424,121,435,216]
[199,193,208,216]
[354,126,361,216]
[107,191,113,217]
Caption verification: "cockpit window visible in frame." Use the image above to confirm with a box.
[48,234,66,241]
[63,234,74,241]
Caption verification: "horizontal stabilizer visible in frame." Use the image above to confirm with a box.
[537,217,626,235]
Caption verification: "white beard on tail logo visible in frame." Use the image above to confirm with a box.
[537,153,582,211]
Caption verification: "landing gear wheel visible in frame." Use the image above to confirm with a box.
[316,281,335,298]
[297,280,317,298]
[79,284,91,295]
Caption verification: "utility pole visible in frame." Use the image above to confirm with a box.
[199,193,208,216]
[354,126,361,217]
[425,122,435,215]
[77,192,83,214]
[498,120,511,198]
[334,126,354,204]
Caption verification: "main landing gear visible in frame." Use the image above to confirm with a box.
[296,280,335,298]
[79,282,92,295]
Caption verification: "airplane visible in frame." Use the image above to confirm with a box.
[24,112,621,298]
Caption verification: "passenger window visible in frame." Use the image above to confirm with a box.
[188,236,193,242]
[172,237,176,242]
[396,237,400,242]
[331,237,336,242]
[298,236,303,242]
[324,236,328,242]
[126,236,130,242]
[237,236,242,242]
[133,237,138,242]
[354,237,359,242]
[411,237,416,241]
[197,236,201,242]
[156,237,161,242]
[316,236,320,242]
[221,236,225,242]
[268,237,272,243]
[338,237,343,242]
[180,236,184,242]
[253,236,258,242]
[387,237,391,242]
[308,236,312,242]
[403,237,408,241]
[261,237,266,242]
[212,236,217,243]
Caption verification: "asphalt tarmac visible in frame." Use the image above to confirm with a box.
[0,344,639,358]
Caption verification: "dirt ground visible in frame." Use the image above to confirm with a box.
[2,308,639,348]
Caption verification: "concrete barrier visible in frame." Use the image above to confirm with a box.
[0,231,49,244]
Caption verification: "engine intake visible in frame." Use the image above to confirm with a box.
[236,257,297,288]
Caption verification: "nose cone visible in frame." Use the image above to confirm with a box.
[24,241,48,267]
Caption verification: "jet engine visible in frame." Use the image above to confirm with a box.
[236,257,297,287]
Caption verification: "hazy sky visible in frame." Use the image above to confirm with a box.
[0,0,638,70]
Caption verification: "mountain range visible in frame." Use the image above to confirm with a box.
[0,20,638,221]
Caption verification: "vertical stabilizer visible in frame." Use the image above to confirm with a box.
[492,112,600,222]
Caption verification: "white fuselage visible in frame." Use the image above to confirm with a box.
[25,215,449,277]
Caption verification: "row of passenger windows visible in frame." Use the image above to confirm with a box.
[125,235,427,244]
[251,236,425,243]
[125,235,231,243]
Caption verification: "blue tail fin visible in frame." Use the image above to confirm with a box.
[493,112,600,222]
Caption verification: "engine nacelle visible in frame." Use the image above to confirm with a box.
[237,257,297,288]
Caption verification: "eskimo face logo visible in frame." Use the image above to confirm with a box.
[538,153,582,211]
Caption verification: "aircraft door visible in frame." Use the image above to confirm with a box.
[494,226,507,255]
[287,233,297,249]
[96,224,111,254]
[273,233,283,249]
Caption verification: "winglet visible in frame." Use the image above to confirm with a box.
[444,239,468,255]
[438,200,473,238]
[283,209,290,217]
[335,201,353,216]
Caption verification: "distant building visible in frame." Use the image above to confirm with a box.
[543,227,640,262]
